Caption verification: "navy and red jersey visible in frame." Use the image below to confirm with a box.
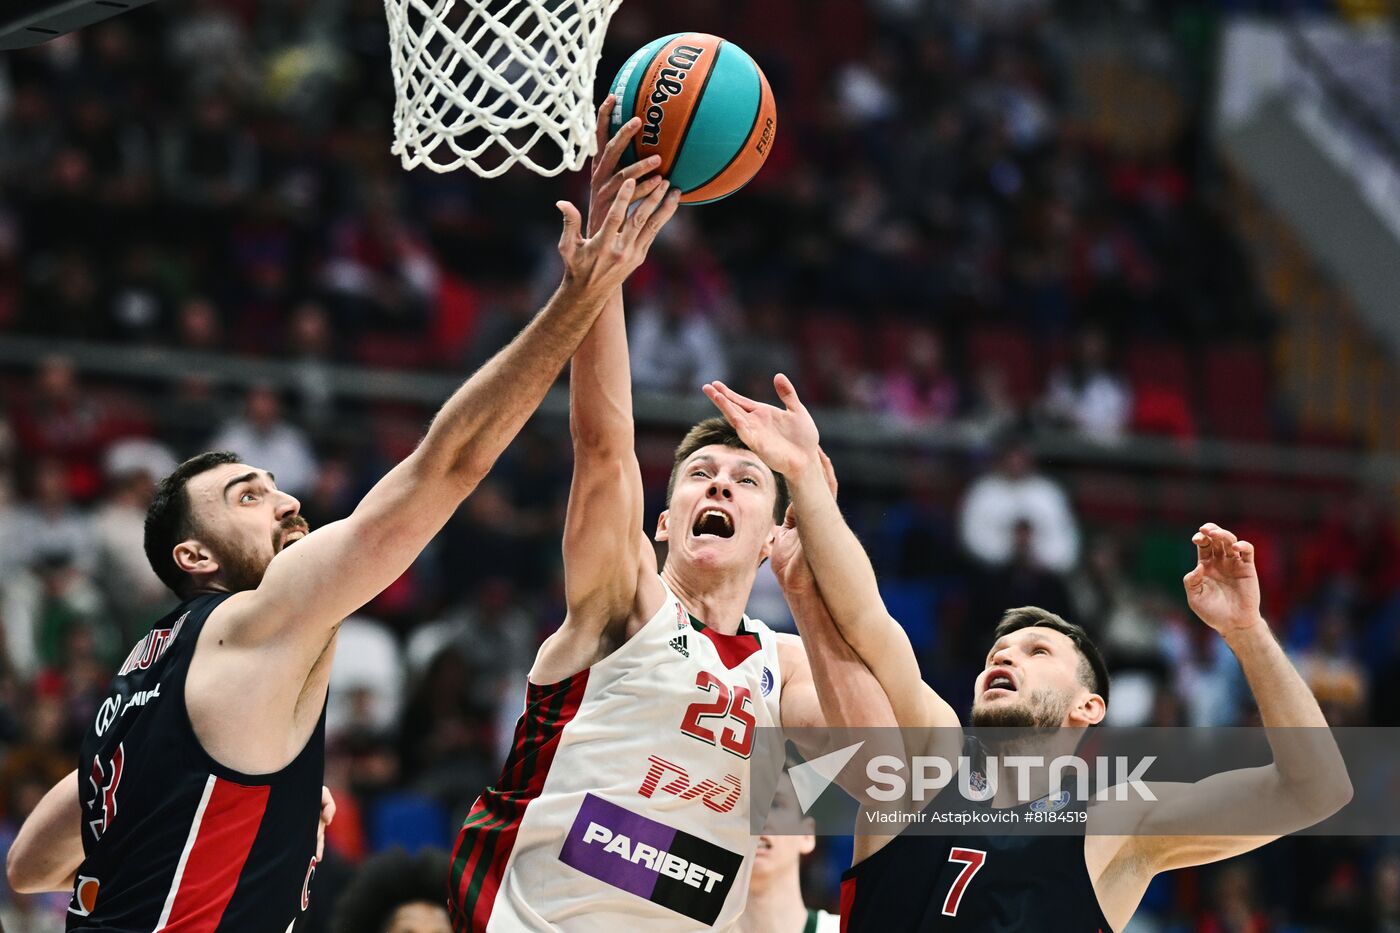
[840,742,1114,932]
[70,593,326,932]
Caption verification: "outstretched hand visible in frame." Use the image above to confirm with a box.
[1183,523,1263,635]
[556,96,680,298]
[588,95,666,237]
[703,374,821,478]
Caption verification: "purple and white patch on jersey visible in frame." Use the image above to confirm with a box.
[759,666,775,697]
[559,793,743,924]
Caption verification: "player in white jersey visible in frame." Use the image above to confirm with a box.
[447,97,894,932]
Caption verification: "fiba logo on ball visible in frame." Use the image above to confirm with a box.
[760,667,774,697]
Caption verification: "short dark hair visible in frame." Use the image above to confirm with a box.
[666,417,789,523]
[330,848,450,933]
[144,451,242,597]
[994,607,1110,711]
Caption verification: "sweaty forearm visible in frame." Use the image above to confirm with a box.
[1229,622,1350,811]
[785,580,893,728]
[422,278,608,486]
[786,463,888,641]
[569,290,634,455]
[1229,622,1327,728]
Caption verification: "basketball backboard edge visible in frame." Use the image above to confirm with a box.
[1,0,160,50]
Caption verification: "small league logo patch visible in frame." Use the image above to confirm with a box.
[759,666,774,697]
[1030,790,1072,813]
[559,794,743,925]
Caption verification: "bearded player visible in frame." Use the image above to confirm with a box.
[704,377,1352,933]
[447,98,895,931]
[4,114,679,932]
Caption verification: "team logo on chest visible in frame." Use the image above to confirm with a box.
[637,755,743,813]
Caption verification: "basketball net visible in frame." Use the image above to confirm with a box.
[383,0,623,177]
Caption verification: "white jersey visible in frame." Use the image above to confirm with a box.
[450,577,785,931]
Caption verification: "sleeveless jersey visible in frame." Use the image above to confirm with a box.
[839,739,1112,933]
[449,578,785,932]
[70,594,326,932]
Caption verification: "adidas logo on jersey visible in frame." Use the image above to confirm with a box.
[670,635,689,658]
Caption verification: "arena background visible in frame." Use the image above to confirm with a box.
[3,0,1400,929]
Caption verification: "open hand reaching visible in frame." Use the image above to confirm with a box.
[1183,523,1264,635]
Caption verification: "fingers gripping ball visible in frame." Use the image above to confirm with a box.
[608,33,777,204]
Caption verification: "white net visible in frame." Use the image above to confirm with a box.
[383,0,623,177]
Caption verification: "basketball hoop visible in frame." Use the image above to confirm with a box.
[382,0,623,177]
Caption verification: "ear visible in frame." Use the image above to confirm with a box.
[173,539,219,579]
[654,509,670,543]
[798,833,816,857]
[1071,693,1106,728]
[756,525,778,565]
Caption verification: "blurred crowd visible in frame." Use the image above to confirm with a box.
[2,0,1400,930]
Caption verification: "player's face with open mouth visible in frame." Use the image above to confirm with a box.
[659,445,780,570]
[186,463,310,591]
[970,627,1084,728]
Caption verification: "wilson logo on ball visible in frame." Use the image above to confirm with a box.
[641,45,704,147]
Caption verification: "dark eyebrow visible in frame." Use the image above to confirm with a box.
[223,471,275,498]
[987,632,1055,663]
[685,455,717,469]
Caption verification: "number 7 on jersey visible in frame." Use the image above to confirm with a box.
[942,847,987,917]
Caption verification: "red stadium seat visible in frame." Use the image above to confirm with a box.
[967,326,1038,405]
[1125,341,1190,392]
[354,334,430,370]
[797,314,871,405]
[1202,345,1273,440]
[873,319,917,371]
[1127,342,1196,438]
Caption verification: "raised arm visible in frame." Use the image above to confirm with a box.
[1111,524,1351,874]
[704,376,958,736]
[7,770,82,894]
[534,101,680,682]
[766,461,900,731]
[218,132,678,658]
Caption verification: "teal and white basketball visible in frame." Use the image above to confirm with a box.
[607,33,777,204]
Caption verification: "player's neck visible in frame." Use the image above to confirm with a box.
[984,732,1080,807]
[737,877,808,933]
[660,562,755,635]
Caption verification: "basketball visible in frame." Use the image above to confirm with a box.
[607,33,777,204]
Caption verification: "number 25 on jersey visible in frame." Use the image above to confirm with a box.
[679,671,755,758]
